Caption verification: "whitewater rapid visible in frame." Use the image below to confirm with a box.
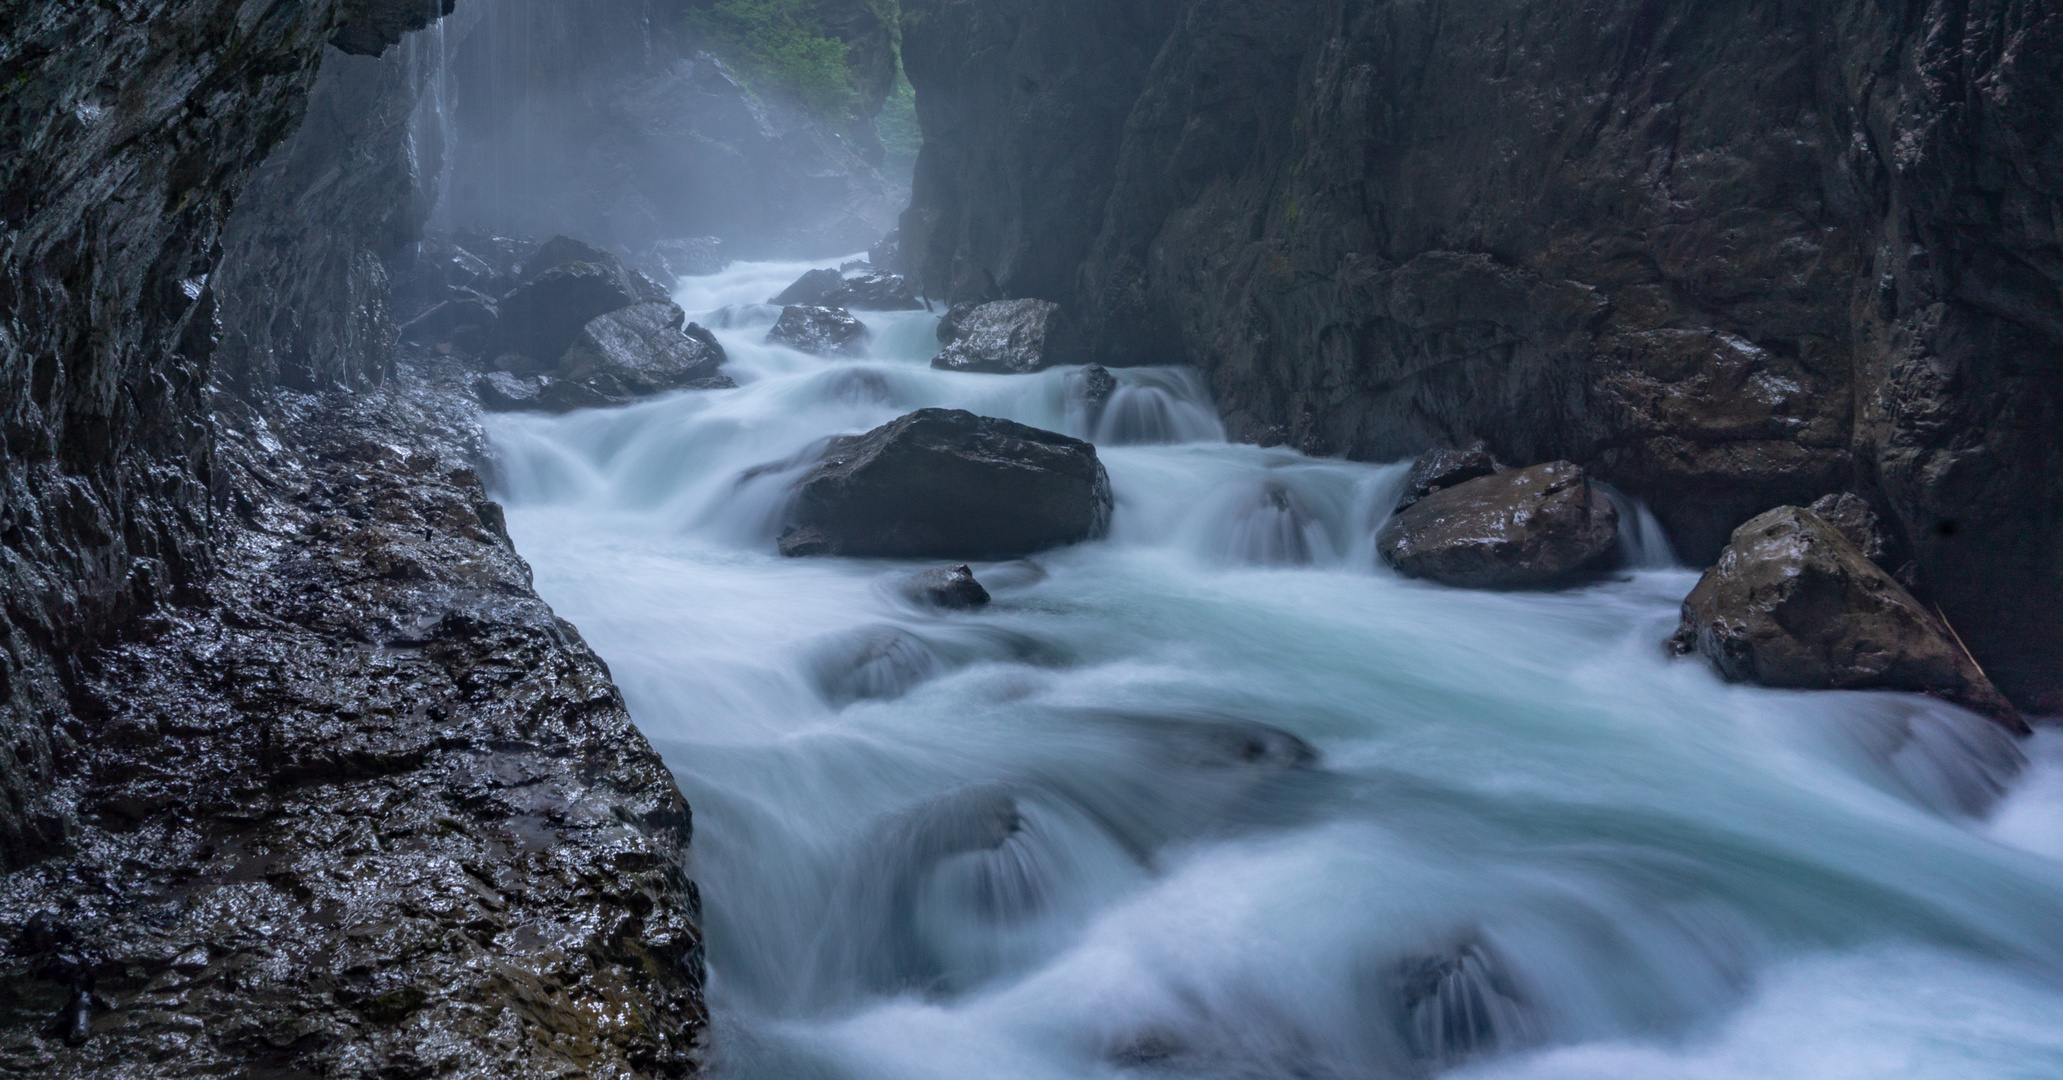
[484,258,2063,1080]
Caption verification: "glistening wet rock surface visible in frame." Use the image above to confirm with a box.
[2,3,707,1073]
[0,364,707,1076]
[1674,506,2023,732]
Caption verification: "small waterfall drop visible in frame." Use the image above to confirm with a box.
[481,257,2063,1080]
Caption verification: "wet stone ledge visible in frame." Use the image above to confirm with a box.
[0,362,705,1078]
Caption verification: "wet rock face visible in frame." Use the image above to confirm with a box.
[931,299,1075,374]
[900,0,2063,708]
[0,368,708,1075]
[1674,507,2023,733]
[0,0,444,871]
[2,3,708,1072]
[1397,442,1506,512]
[1378,462,1621,590]
[780,408,1114,558]
[769,305,872,356]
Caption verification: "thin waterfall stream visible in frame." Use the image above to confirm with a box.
[483,258,2063,1080]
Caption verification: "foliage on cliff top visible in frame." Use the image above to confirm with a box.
[687,0,858,116]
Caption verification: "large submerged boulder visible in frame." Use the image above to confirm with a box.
[768,305,870,356]
[931,299,1074,374]
[1378,461,1620,589]
[1672,506,2024,732]
[779,408,1113,558]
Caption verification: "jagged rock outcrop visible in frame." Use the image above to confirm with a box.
[1674,506,2024,732]
[1378,462,1621,589]
[931,298,1076,374]
[899,0,2063,710]
[779,409,1114,558]
[1,3,706,1073]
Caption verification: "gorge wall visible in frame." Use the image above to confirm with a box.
[899,0,2063,710]
[2,2,704,1073]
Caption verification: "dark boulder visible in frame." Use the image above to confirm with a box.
[482,304,734,413]
[1397,442,1505,511]
[525,234,672,303]
[1378,462,1621,589]
[932,299,1075,374]
[768,305,870,356]
[773,268,846,306]
[901,565,993,609]
[836,267,924,310]
[779,408,1113,558]
[399,296,498,356]
[1672,507,2024,732]
[494,262,641,370]
[772,266,923,310]
[561,303,734,397]
[492,235,676,367]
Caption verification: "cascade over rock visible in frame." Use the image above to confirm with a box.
[1673,507,2024,732]
[1378,462,1621,589]
[779,409,1114,558]
[898,0,2063,710]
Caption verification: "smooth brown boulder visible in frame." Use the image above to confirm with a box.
[1672,506,2025,732]
[1377,461,1620,589]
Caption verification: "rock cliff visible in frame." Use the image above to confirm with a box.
[899,0,2063,710]
[1,2,705,1073]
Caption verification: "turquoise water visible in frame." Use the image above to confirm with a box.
[484,259,2063,1080]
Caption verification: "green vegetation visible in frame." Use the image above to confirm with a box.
[687,0,858,116]
[877,70,921,164]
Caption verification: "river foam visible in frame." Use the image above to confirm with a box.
[485,258,2063,1080]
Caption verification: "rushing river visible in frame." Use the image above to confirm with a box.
[484,259,2063,1080]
